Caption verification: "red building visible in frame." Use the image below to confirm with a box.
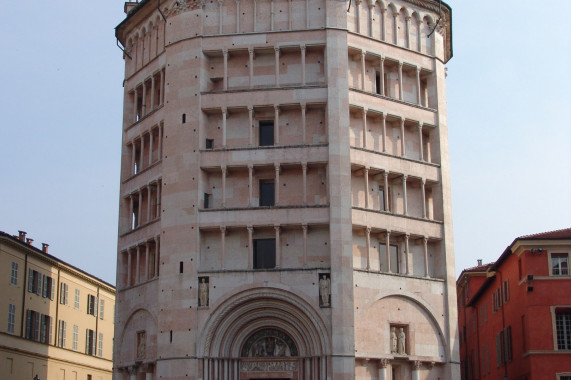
[457,228,571,380]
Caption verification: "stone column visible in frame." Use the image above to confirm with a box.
[150,75,156,111]
[222,107,227,147]
[156,180,161,218]
[362,108,368,148]
[423,237,429,277]
[361,51,366,90]
[204,358,210,380]
[154,236,160,277]
[302,224,308,266]
[159,69,165,105]
[417,122,424,161]
[305,0,309,28]
[402,175,408,216]
[223,49,228,91]
[379,57,385,96]
[405,16,411,48]
[378,359,389,380]
[270,0,275,30]
[274,105,280,145]
[368,4,374,37]
[142,81,147,117]
[381,112,387,152]
[247,226,253,269]
[404,234,410,275]
[274,225,281,267]
[220,226,226,269]
[235,0,240,33]
[218,0,224,34]
[412,361,421,380]
[127,249,132,287]
[248,164,253,206]
[288,0,293,29]
[136,245,141,284]
[364,167,370,209]
[274,163,280,205]
[302,162,307,205]
[146,185,152,222]
[416,67,422,105]
[248,47,254,88]
[380,9,386,41]
[130,141,136,175]
[149,129,154,165]
[301,103,307,144]
[421,178,427,219]
[253,0,258,32]
[158,123,163,158]
[383,171,390,212]
[366,227,371,270]
[132,91,138,122]
[139,136,144,171]
[301,45,306,85]
[274,47,280,87]
[248,106,254,145]
[385,230,391,273]
[138,189,143,227]
[221,165,227,208]
[400,118,406,157]
[145,241,150,281]
[393,13,398,45]
[398,61,403,100]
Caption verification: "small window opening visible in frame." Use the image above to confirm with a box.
[259,121,274,146]
[259,180,275,206]
[182,113,186,123]
[205,139,214,149]
[179,261,183,274]
[375,71,381,95]
[169,330,173,343]
[204,193,211,209]
[253,238,276,269]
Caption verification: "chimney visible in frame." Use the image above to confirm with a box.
[42,243,49,253]
[477,259,483,266]
[18,230,27,241]
[124,2,139,14]
[26,238,34,246]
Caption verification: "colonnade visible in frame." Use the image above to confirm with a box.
[202,356,326,380]
[357,50,428,107]
[210,223,312,269]
[355,108,431,162]
[127,178,162,229]
[206,162,323,209]
[131,68,165,123]
[123,236,160,287]
[127,123,163,176]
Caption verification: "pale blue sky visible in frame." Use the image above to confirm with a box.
[1,1,569,285]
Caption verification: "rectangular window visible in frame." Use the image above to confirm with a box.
[60,283,69,305]
[40,314,52,344]
[259,180,275,206]
[86,329,95,355]
[41,275,54,300]
[375,71,381,95]
[28,269,43,295]
[204,193,211,209]
[10,262,18,285]
[259,121,274,146]
[253,238,276,269]
[25,310,43,341]
[99,299,105,320]
[552,253,569,276]
[7,304,16,334]
[87,295,97,316]
[98,333,103,357]
[58,320,66,348]
[74,289,80,309]
[205,138,214,149]
[73,325,79,351]
[556,311,571,350]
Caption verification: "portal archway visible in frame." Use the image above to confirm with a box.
[198,287,330,380]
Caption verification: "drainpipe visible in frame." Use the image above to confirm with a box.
[20,252,28,337]
[498,270,508,380]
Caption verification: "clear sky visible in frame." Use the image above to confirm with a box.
[1,1,569,285]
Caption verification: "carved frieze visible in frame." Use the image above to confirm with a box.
[241,328,298,357]
[240,360,298,372]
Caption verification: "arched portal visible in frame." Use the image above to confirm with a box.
[198,287,330,380]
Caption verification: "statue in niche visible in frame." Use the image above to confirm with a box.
[319,274,331,307]
[390,327,397,353]
[199,277,209,307]
[397,327,406,355]
[136,331,146,359]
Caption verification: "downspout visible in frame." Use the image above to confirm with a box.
[54,267,61,347]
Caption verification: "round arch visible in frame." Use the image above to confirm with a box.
[198,287,331,380]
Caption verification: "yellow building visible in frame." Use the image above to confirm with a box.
[0,230,115,380]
